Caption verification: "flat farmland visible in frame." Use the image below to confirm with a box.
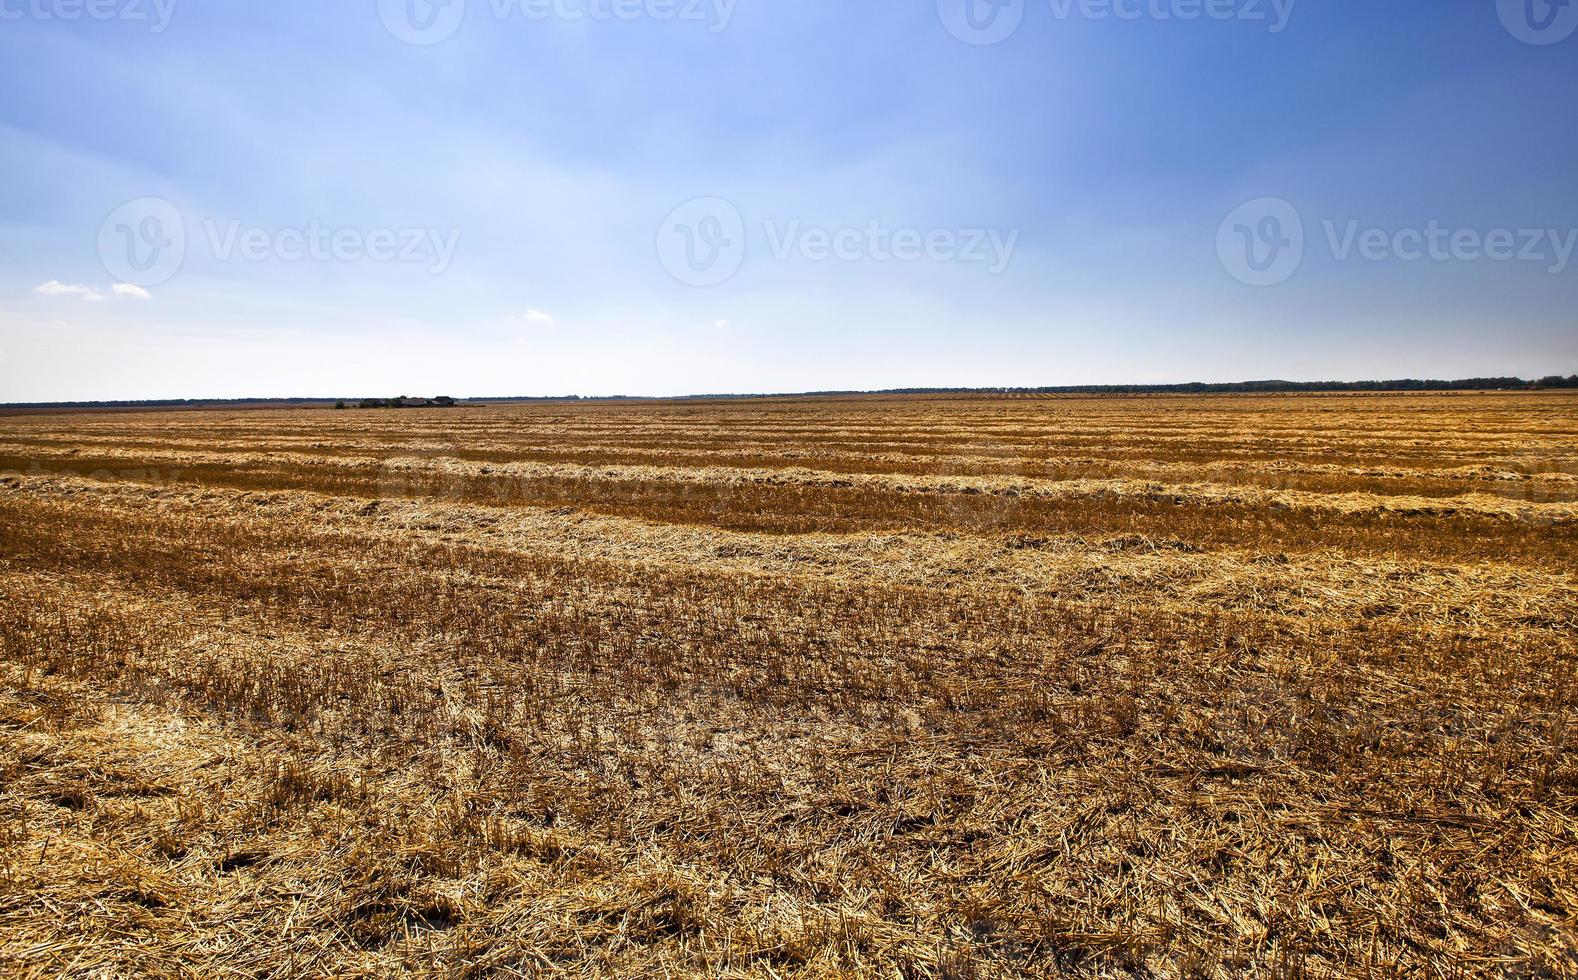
[1,392,1575,977]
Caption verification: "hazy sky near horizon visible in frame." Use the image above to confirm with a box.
[2,0,1575,400]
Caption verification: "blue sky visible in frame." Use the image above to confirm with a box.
[1,0,1575,399]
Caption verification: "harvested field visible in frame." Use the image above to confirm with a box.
[1,391,1576,977]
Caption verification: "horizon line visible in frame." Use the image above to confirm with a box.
[5,374,1578,410]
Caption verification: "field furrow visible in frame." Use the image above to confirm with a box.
[1,392,1575,977]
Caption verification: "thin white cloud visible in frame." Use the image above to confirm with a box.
[34,281,106,302]
[505,309,555,324]
[34,281,151,302]
[713,318,730,329]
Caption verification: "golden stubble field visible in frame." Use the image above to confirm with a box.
[0,391,1575,977]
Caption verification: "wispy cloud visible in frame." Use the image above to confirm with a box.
[34,281,153,302]
[508,309,554,324]
[34,281,106,302]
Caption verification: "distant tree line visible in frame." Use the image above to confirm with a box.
[673,376,1578,398]
[2,397,336,409]
[467,395,610,402]
[931,376,1578,395]
[343,396,457,409]
[7,377,1576,411]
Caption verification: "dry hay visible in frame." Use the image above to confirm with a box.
[1,391,1575,977]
